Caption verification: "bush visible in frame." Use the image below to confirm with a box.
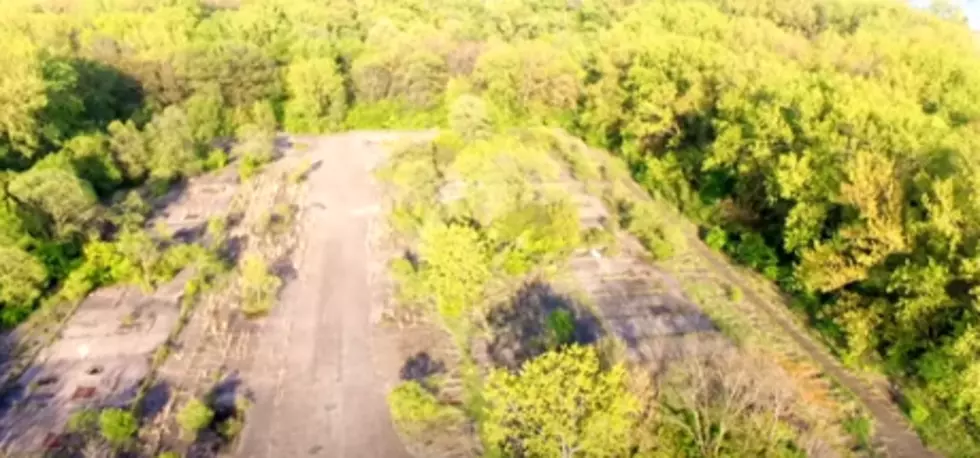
[203,148,229,171]
[176,398,214,440]
[240,253,281,317]
[67,408,99,434]
[388,381,463,436]
[238,154,266,181]
[546,309,576,348]
[728,285,744,303]
[704,226,728,251]
[99,408,138,448]
[620,201,682,260]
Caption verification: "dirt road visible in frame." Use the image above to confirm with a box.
[235,133,412,458]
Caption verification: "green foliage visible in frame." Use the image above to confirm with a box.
[704,226,727,252]
[9,165,98,240]
[1,0,979,451]
[491,201,582,275]
[0,246,47,321]
[99,408,138,448]
[619,201,682,260]
[176,398,214,440]
[482,345,639,457]
[284,57,346,133]
[235,105,277,181]
[727,285,744,303]
[417,222,492,336]
[240,253,281,317]
[545,309,575,348]
[388,381,464,437]
[448,94,492,141]
[67,408,99,434]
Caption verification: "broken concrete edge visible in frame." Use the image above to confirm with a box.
[0,269,196,454]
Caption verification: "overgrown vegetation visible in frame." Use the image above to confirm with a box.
[2,0,978,454]
[176,397,215,441]
[239,252,281,317]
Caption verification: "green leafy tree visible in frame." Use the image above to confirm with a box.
[417,222,492,339]
[0,246,47,313]
[284,57,346,132]
[183,84,228,144]
[59,133,123,197]
[483,345,639,458]
[144,105,202,182]
[107,119,151,182]
[8,166,98,240]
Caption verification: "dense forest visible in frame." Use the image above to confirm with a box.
[0,0,978,454]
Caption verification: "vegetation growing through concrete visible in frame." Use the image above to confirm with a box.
[1,0,977,454]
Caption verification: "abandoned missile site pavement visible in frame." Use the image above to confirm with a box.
[233,133,424,458]
[0,131,935,458]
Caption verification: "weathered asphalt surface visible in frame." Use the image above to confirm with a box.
[235,134,412,458]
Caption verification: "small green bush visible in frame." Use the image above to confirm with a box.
[388,381,462,436]
[240,253,282,317]
[705,226,728,251]
[99,408,138,448]
[728,285,744,303]
[67,408,99,434]
[238,154,265,181]
[203,148,229,171]
[176,398,214,440]
[546,309,576,348]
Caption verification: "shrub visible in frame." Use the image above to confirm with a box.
[728,285,744,303]
[546,309,576,348]
[203,148,229,171]
[238,154,265,181]
[99,408,138,448]
[705,225,728,251]
[388,381,463,437]
[67,408,99,434]
[240,253,281,317]
[620,201,682,260]
[176,398,214,440]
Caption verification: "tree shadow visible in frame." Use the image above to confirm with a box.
[184,371,252,458]
[399,352,446,382]
[486,280,603,370]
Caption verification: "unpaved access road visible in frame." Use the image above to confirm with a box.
[235,133,423,458]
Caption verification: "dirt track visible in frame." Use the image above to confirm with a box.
[235,133,417,458]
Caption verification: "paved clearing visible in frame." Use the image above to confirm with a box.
[235,133,417,458]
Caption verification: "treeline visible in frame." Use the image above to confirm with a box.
[0,0,978,454]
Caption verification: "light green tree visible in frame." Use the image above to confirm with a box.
[0,246,47,310]
[284,57,347,132]
[482,345,639,458]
